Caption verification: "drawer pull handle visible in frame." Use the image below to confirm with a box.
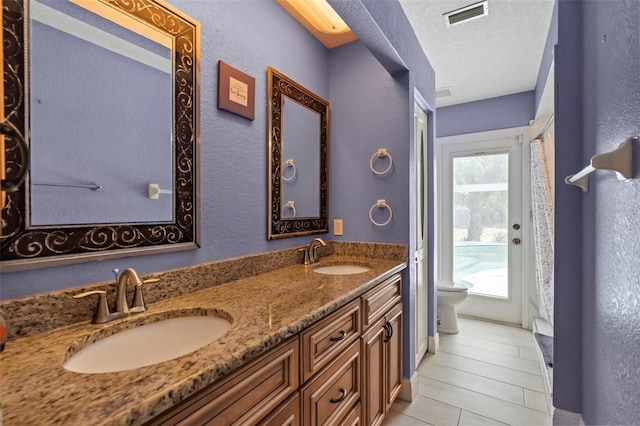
[330,388,347,404]
[329,330,347,342]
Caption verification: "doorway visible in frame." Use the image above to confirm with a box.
[438,128,528,326]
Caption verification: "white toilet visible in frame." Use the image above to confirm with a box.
[437,280,473,334]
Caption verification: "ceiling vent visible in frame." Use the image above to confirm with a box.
[443,1,489,27]
[436,86,454,98]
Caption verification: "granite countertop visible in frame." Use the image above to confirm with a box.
[0,255,406,425]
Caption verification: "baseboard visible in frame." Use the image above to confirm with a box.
[553,408,584,425]
[398,371,419,402]
[428,333,439,354]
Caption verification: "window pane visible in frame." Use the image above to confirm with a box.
[452,153,509,298]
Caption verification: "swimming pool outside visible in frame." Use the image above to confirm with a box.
[453,242,508,298]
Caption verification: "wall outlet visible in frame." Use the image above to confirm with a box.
[333,219,343,236]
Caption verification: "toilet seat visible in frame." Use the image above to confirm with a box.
[437,280,472,292]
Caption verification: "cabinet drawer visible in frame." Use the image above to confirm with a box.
[301,299,361,382]
[146,337,299,426]
[361,274,401,328]
[339,402,362,426]
[259,392,301,426]
[302,340,361,426]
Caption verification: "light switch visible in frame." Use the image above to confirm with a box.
[333,219,343,236]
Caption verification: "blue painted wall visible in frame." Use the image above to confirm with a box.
[554,0,584,414]
[436,91,535,138]
[534,0,558,114]
[329,41,408,246]
[555,0,640,422]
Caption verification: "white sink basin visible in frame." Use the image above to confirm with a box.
[64,315,231,374]
[313,264,371,275]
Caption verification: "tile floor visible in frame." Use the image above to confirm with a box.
[382,317,551,426]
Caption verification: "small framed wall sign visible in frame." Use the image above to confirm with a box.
[217,60,255,120]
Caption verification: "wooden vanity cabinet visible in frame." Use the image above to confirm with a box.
[360,275,403,426]
[145,273,403,426]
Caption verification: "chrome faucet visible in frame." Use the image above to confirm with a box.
[73,268,157,324]
[308,237,327,264]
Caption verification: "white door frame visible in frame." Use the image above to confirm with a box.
[436,126,531,328]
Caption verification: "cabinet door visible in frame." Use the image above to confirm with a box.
[360,317,386,426]
[384,303,402,413]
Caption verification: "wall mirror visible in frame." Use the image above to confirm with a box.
[1,0,200,271]
[267,66,328,239]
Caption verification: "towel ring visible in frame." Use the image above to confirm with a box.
[369,199,393,227]
[282,159,297,182]
[370,148,393,175]
[282,200,296,217]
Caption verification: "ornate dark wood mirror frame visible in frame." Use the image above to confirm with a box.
[267,66,329,239]
[1,0,200,271]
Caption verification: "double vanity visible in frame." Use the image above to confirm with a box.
[0,243,407,425]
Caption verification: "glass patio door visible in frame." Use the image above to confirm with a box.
[440,135,523,325]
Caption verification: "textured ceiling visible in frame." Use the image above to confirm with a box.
[399,0,555,107]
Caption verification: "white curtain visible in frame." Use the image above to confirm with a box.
[530,139,554,324]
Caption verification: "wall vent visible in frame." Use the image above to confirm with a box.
[443,1,489,27]
[436,86,453,98]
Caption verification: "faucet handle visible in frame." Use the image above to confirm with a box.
[73,290,113,324]
[299,247,311,265]
[129,278,158,313]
